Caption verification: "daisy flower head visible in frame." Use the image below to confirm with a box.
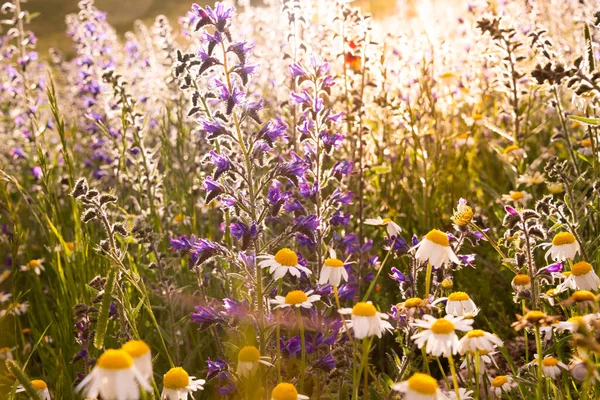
[531,354,568,379]
[541,288,559,306]
[556,316,590,333]
[564,261,600,291]
[578,138,594,156]
[411,315,473,357]
[0,301,29,317]
[17,379,51,400]
[455,133,474,147]
[447,387,474,400]
[20,258,45,275]
[76,349,152,399]
[318,249,348,287]
[0,291,12,303]
[121,340,152,382]
[397,297,428,318]
[545,232,580,261]
[569,290,597,307]
[444,292,479,317]
[458,329,503,354]
[364,216,402,237]
[236,345,272,378]
[451,198,473,227]
[270,290,320,309]
[412,229,460,268]
[0,270,10,284]
[270,382,309,400]
[511,274,531,291]
[501,190,531,206]
[338,301,393,339]
[502,144,526,161]
[490,375,516,397]
[161,367,205,399]
[512,310,557,331]
[392,372,442,400]
[258,248,312,280]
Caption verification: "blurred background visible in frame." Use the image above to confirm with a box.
[23,0,404,51]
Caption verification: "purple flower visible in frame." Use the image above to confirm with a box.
[206,357,228,379]
[190,305,226,330]
[31,166,42,180]
[389,267,409,283]
[289,63,307,78]
[169,235,195,251]
[191,238,227,264]
[332,160,353,179]
[330,210,351,226]
[203,176,225,203]
[458,254,477,267]
[338,284,357,301]
[315,354,335,371]
[208,151,231,178]
[537,262,563,275]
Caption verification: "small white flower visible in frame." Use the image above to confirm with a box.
[318,249,349,287]
[447,387,474,400]
[412,229,460,268]
[411,315,473,357]
[455,133,474,147]
[0,301,29,317]
[20,259,45,275]
[271,382,309,400]
[558,261,600,291]
[258,248,312,280]
[270,290,320,309]
[392,372,443,399]
[528,354,568,379]
[161,367,205,399]
[457,329,503,354]
[236,346,272,378]
[435,292,479,317]
[16,380,51,400]
[121,340,153,383]
[364,216,402,237]
[501,191,532,206]
[0,292,12,303]
[555,316,591,333]
[339,301,393,339]
[490,375,516,397]
[76,349,152,400]
[545,232,580,262]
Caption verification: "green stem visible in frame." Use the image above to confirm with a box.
[424,262,433,300]
[297,307,306,391]
[94,267,117,349]
[5,359,42,400]
[276,281,282,382]
[475,350,481,399]
[447,354,461,400]
[362,240,395,302]
[534,325,544,400]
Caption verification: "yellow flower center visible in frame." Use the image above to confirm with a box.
[65,242,75,251]
[552,232,576,246]
[440,71,455,79]
[448,292,470,301]
[31,380,47,390]
[572,262,593,276]
[238,346,260,363]
[382,217,392,224]
[467,329,485,338]
[285,290,308,305]
[563,271,572,277]
[509,191,525,200]
[542,357,559,367]
[352,302,377,317]
[472,113,484,120]
[491,375,508,387]
[274,248,299,267]
[26,260,41,269]
[324,258,344,268]
[0,347,11,352]
[581,139,592,147]
[173,214,185,223]
[572,290,595,302]
[430,318,455,334]
[567,316,584,325]
[271,383,299,400]
[457,133,470,139]
[452,207,473,226]
[504,145,520,154]
[512,274,531,286]
[525,311,547,322]
[163,367,189,390]
[425,229,449,247]
[546,289,557,296]
[121,340,150,358]
[404,297,423,308]
[407,373,438,395]
[97,349,134,370]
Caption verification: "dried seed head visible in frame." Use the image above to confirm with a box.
[81,209,97,223]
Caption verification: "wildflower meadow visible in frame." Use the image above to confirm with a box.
[3,0,600,398]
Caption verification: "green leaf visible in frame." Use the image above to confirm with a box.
[568,115,600,125]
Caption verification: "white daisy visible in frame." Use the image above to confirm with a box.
[0,302,29,317]
[412,229,460,268]
[459,350,498,376]
[502,145,526,161]
[578,139,594,156]
[0,346,14,360]
[441,292,479,317]
[16,379,51,400]
[338,301,393,339]
[258,248,312,280]
[411,315,473,357]
[555,316,590,333]
[20,259,45,275]
[530,354,568,379]
[236,346,272,378]
[364,216,402,237]
[560,261,600,291]
[545,232,580,262]
[501,191,532,206]
[457,329,503,354]
[540,288,559,306]
[121,340,153,383]
[455,133,474,147]
[270,290,320,309]
[161,367,205,399]
[511,274,531,292]
[490,375,516,397]
[76,349,152,400]
[318,249,349,287]
[270,382,309,400]
[447,387,474,400]
[392,372,443,400]
[0,292,12,303]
